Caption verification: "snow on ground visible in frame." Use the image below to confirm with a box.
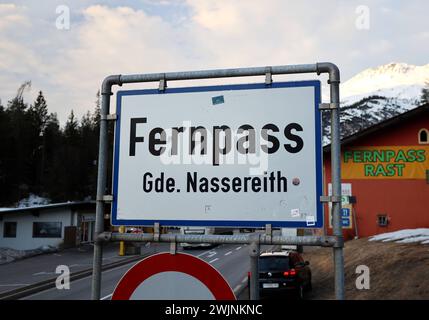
[341,62,429,99]
[0,246,58,265]
[369,229,429,245]
[17,194,50,208]
[341,85,421,108]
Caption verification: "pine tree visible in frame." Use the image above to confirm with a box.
[62,110,81,200]
[30,91,49,135]
[92,90,101,129]
[28,91,50,193]
[43,113,64,201]
[421,81,429,104]
[0,101,13,204]
[79,111,98,199]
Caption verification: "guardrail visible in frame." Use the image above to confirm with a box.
[93,62,344,300]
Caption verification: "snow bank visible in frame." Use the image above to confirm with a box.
[0,246,58,265]
[369,228,429,245]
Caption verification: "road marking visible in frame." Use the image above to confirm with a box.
[224,251,232,256]
[103,263,136,274]
[233,284,242,293]
[101,293,113,300]
[69,264,91,268]
[241,277,248,284]
[209,258,219,264]
[235,246,242,251]
[22,261,139,299]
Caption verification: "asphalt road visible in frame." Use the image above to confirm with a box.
[23,241,275,300]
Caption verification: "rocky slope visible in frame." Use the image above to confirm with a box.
[323,62,429,143]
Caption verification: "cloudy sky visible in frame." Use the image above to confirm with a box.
[1,0,428,123]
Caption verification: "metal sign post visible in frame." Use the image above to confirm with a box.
[91,63,344,300]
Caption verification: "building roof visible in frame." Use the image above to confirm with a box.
[324,103,429,152]
[0,201,95,216]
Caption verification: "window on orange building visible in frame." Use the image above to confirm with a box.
[377,214,389,227]
[418,129,429,144]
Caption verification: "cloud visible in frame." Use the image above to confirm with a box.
[0,1,428,122]
[0,4,41,103]
[49,5,193,119]
[0,3,29,30]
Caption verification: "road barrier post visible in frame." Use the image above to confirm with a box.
[92,63,344,300]
[249,239,260,300]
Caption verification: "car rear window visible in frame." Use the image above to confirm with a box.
[259,256,290,272]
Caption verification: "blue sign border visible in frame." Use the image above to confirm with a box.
[111,81,323,228]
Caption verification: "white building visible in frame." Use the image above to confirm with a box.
[0,202,96,250]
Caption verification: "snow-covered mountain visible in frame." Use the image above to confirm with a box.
[341,63,429,99]
[323,62,429,142]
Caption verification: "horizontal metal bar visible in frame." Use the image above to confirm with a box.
[96,195,113,202]
[119,64,318,84]
[159,76,167,91]
[99,232,338,247]
[0,255,143,300]
[265,66,273,85]
[100,114,117,121]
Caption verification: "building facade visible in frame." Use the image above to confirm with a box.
[324,104,429,240]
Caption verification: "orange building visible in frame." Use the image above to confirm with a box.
[323,104,429,240]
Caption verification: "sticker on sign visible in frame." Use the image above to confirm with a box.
[112,81,323,228]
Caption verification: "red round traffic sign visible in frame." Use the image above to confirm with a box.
[112,252,236,300]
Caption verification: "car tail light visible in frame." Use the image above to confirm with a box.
[283,269,296,277]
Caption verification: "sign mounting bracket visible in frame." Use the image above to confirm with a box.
[170,237,177,255]
[265,224,272,243]
[320,195,342,203]
[101,114,117,121]
[97,195,113,202]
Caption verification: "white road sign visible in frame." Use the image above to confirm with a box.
[112,253,236,300]
[112,81,323,228]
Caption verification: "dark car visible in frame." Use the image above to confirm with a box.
[257,251,312,299]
